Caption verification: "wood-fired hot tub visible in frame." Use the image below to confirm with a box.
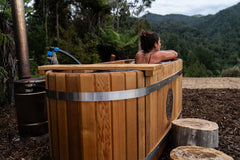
[38,59,182,160]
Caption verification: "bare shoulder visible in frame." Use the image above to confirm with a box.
[136,50,144,56]
[135,50,145,64]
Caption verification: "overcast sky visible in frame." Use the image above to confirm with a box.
[144,0,240,16]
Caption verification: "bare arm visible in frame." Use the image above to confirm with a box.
[157,50,178,61]
[135,50,178,64]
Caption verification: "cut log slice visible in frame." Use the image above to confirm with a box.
[171,118,218,148]
[170,146,234,160]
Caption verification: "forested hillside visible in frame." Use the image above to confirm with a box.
[143,2,240,77]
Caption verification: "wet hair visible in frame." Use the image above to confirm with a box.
[140,30,160,53]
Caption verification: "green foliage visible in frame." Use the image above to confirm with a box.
[97,28,139,61]
[26,0,152,65]
[0,66,8,107]
[0,66,7,81]
[0,29,11,46]
[51,25,101,64]
[221,60,240,77]
[52,25,84,64]
[28,24,46,65]
[82,40,100,64]
[221,66,240,77]
[30,60,41,77]
[0,0,12,20]
[24,0,34,15]
[0,0,12,47]
[99,28,121,48]
[0,0,33,21]
[117,32,138,59]
[185,61,212,77]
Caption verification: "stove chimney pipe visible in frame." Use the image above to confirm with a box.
[11,0,31,79]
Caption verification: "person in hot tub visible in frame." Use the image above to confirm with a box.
[135,30,178,64]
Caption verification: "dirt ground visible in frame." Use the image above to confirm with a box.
[183,77,240,89]
[0,78,239,159]
[160,88,240,160]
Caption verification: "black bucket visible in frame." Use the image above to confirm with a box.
[14,77,48,137]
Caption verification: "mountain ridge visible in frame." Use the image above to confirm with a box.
[142,2,240,28]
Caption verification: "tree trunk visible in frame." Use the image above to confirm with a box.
[44,0,49,46]
[56,1,59,39]
[170,146,233,160]
[171,118,218,148]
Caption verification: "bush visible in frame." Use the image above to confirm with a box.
[221,65,240,77]
[0,66,8,107]
[30,60,41,77]
[184,60,213,77]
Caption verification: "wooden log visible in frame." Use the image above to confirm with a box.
[170,146,233,160]
[171,118,218,148]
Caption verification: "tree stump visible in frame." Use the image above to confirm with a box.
[171,118,218,148]
[170,146,233,160]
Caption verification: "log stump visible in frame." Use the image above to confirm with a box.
[170,146,233,160]
[171,118,218,148]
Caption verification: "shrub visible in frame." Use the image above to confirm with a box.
[184,60,213,77]
[221,65,240,77]
[0,66,8,107]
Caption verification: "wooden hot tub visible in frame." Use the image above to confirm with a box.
[38,59,182,160]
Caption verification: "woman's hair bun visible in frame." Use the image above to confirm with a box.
[140,30,147,37]
[139,30,159,53]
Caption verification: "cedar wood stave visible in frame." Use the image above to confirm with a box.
[44,59,182,160]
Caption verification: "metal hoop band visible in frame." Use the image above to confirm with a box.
[47,69,182,102]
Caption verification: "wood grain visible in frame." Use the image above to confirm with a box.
[80,73,98,160]
[95,73,113,160]
[170,146,233,160]
[125,71,138,160]
[171,62,177,120]
[156,66,164,139]
[171,118,219,148]
[146,70,158,154]
[111,72,126,160]
[38,63,162,75]
[43,59,183,160]
[66,73,81,159]
[48,72,60,160]
[137,71,146,159]
[45,71,53,158]
[55,73,69,160]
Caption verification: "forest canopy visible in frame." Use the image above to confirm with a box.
[0,0,152,106]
